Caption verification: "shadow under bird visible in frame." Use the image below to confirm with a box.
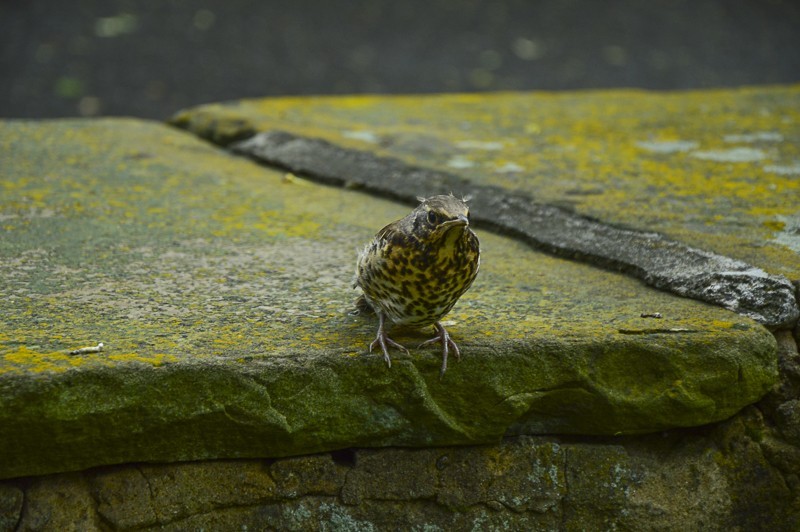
[354,195,480,376]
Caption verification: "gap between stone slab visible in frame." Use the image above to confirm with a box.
[171,124,799,332]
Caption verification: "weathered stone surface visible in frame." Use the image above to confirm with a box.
[19,473,98,530]
[0,119,779,479]
[171,88,800,530]
[0,483,23,531]
[170,86,800,285]
[230,130,798,328]
[3,411,797,530]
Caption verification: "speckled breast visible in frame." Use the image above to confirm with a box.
[358,227,480,327]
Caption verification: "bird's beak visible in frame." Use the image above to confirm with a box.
[447,215,469,227]
[439,215,469,234]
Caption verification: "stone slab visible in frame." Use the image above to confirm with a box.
[171,85,800,283]
[4,410,797,530]
[0,118,778,479]
[229,130,798,328]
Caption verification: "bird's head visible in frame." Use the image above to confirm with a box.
[412,194,471,244]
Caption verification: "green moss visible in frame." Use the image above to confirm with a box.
[0,115,781,478]
[171,86,800,279]
[709,414,794,529]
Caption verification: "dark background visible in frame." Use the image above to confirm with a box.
[2,0,799,121]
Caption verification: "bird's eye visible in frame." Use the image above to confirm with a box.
[427,211,440,225]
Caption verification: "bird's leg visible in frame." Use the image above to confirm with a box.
[369,311,409,368]
[418,321,460,377]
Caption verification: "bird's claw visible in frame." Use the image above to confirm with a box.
[369,311,409,368]
[418,322,460,377]
[370,331,409,368]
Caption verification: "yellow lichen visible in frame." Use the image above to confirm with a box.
[172,86,800,279]
[1,347,80,374]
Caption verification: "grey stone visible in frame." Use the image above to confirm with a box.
[17,474,99,531]
[231,131,799,329]
[0,484,23,532]
[10,417,799,530]
[1,119,780,480]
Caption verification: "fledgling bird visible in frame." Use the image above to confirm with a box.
[354,194,480,376]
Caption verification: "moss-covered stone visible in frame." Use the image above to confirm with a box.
[228,129,798,328]
[0,118,779,479]
[5,421,798,530]
[171,85,800,281]
[0,483,23,530]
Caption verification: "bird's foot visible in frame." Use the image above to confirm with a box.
[368,311,408,368]
[418,322,460,377]
[369,331,409,368]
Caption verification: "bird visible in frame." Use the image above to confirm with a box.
[354,194,480,376]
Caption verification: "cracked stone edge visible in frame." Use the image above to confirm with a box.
[227,130,799,329]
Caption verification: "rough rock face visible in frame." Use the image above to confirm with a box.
[231,130,799,328]
[0,119,780,480]
[2,85,800,529]
[2,406,797,530]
